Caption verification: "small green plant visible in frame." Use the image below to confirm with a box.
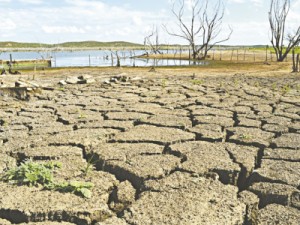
[238,134,252,140]
[233,78,239,87]
[281,84,291,95]
[58,87,65,91]
[1,160,93,198]
[161,79,167,89]
[48,181,94,199]
[191,79,204,85]
[254,82,260,87]
[82,154,98,177]
[271,83,277,91]
[77,110,87,119]
[0,160,61,187]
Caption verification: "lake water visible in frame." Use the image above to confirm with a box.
[0,50,207,67]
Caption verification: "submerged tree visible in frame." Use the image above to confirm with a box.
[164,0,232,60]
[144,26,162,55]
[269,0,300,62]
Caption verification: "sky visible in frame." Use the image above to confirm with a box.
[0,0,300,45]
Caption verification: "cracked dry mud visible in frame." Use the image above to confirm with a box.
[0,69,299,225]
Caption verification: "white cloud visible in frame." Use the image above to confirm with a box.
[18,0,42,4]
[251,0,263,7]
[228,0,245,3]
[2,18,17,31]
[229,0,263,7]
[42,26,85,34]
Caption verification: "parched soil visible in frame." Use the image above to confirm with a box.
[0,66,299,225]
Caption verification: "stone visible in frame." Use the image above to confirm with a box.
[78,74,92,80]
[65,77,80,84]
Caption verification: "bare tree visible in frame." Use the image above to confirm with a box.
[164,0,232,60]
[144,26,162,55]
[269,0,300,62]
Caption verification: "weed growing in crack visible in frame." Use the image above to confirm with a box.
[1,160,93,198]
[82,154,98,177]
[191,79,204,85]
[281,84,291,95]
[271,83,277,91]
[47,181,94,199]
[238,134,252,140]
[77,110,87,119]
[161,79,167,89]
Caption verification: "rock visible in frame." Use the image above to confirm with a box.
[78,78,96,84]
[84,78,96,84]
[19,79,40,88]
[78,74,92,80]
[58,80,67,86]
[65,77,80,84]
[103,79,110,84]
[15,81,28,87]
[131,76,142,81]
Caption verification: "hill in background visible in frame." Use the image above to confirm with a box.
[0,41,143,49]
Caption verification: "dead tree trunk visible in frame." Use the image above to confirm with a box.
[293,49,300,72]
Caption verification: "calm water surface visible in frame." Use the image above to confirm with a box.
[0,50,207,67]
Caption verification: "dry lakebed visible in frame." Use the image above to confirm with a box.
[0,66,299,225]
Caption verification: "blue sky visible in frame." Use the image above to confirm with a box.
[0,0,300,45]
